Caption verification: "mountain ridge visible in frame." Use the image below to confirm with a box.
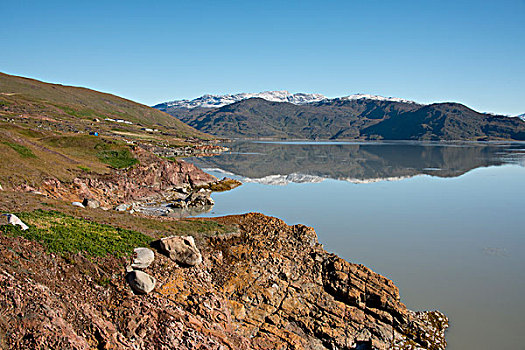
[154,91,419,110]
[158,96,525,141]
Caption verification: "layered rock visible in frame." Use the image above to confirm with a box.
[35,147,217,207]
[205,213,448,349]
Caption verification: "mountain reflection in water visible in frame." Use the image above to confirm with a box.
[183,140,525,350]
[185,141,525,184]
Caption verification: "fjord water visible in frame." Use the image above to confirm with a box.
[186,141,525,349]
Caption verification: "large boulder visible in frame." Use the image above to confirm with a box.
[126,270,156,294]
[185,190,214,207]
[158,235,202,266]
[168,199,186,209]
[114,203,131,211]
[2,214,29,231]
[82,198,100,209]
[131,247,154,269]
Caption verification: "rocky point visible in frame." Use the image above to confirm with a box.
[0,212,447,349]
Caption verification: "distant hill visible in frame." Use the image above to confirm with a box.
[0,72,209,139]
[157,94,525,141]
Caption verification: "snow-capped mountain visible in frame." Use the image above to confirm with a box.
[515,113,525,122]
[159,91,327,109]
[338,93,418,104]
[156,91,419,109]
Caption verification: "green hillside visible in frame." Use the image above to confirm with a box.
[0,72,209,140]
[0,73,214,190]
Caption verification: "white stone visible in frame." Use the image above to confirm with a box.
[131,247,154,269]
[115,203,130,211]
[126,270,156,294]
[2,214,29,230]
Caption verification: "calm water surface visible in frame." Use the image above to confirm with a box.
[185,141,525,350]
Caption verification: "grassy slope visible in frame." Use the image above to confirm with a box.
[0,72,210,139]
[0,123,141,189]
[0,72,215,190]
[0,192,236,258]
[0,73,236,295]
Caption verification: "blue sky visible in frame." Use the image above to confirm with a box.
[1,0,524,115]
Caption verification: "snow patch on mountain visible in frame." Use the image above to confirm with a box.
[159,91,327,109]
[156,91,420,109]
[338,93,419,104]
[515,113,525,122]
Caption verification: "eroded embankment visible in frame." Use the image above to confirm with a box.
[16,147,218,207]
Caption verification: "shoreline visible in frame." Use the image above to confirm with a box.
[0,137,449,349]
[0,182,449,349]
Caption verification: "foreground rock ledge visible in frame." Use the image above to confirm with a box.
[0,213,447,350]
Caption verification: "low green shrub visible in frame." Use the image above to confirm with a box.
[2,141,37,158]
[96,148,138,169]
[0,210,151,257]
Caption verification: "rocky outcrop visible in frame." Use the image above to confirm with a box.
[169,189,215,209]
[159,235,203,266]
[0,213,447,349]
[185,190,215,207]
[321,256,447,348]
[115,203,131,211]
[200,213,448,349]
[35,147,217,207]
